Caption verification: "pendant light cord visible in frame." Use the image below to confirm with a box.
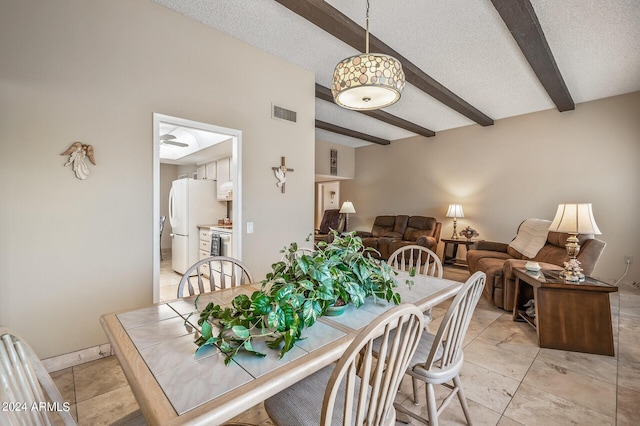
[365,0,370,54]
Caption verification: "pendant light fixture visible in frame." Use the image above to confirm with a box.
[332,0,405,111]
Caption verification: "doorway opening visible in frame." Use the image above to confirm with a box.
[315,181,341,228]
[153,113,242,303]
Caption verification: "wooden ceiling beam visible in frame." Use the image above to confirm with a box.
[315,84,436,138]
[315,120,390,145]
[491,0,574,111]
[275,0,494,127]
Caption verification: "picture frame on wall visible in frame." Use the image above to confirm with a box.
[330,149,337,176]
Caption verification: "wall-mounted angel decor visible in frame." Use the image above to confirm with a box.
[61,142,96,180]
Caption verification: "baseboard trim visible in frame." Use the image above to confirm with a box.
[42,343,114,373]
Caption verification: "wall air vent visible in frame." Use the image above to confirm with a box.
[272,104,297,123]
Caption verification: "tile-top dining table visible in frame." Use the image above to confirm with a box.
[100,271,463,425]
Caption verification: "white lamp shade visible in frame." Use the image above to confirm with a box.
[446,204,464,218]
[339,201,356,214]
[549,203,601,235]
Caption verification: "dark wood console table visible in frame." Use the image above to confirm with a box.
[512,267,617,356]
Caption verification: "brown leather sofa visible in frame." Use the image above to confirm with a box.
[356,215,441,259]
[466,222,606,311]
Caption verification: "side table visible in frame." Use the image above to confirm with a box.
[512,267,618,356]
[442,238,482,267]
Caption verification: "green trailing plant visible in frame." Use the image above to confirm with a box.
[315,232,400,307]
[193,232,400,364]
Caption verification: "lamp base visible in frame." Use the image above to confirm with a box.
[559,269,585,283]
[560,256,585,282]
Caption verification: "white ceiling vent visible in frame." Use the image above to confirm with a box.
[272,104,297,123]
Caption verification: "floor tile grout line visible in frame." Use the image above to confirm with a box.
[500,343,539,419]
[71,366,78,422]
[461,312,518,418]
[511,345,618,422]
[464,303,620,422]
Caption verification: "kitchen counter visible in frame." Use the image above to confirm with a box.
[198,224,233,230]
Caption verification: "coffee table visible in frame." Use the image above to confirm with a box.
[512,267,617,356]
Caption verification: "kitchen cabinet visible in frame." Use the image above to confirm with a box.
[216,156,232,200]
[198,228,212,277]
[196,165,206,180]
[206,162,216,180]
[198,226,233,280]
[197,161,217,180]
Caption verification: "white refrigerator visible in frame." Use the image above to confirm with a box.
[169,178,225,274]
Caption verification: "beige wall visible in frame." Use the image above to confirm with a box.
[315,139,355,179]
[0,0,314,358]
[342,92,640,284]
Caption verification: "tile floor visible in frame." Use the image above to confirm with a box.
[51,259,640,425]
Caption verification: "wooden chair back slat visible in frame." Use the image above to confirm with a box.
[387,245,443,278]
[177,256,254,298]
[321,304,424,425]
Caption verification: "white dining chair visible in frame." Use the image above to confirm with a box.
[0,327,77,426]
[0,327,146,426]
[264,303,425,425]
[387,245,443,278]
[394,271,486,426]
[388,245,443,331]
[177,256,254,298]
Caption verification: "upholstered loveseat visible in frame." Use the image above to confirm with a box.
[466,219,606,311]
[356,215,441,260]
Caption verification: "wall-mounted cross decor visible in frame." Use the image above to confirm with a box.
[272,156,294,193]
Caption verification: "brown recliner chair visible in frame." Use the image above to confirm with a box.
[314,209,344,244]
[467,222,606,311]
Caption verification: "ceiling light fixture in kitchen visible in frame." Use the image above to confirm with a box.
[331,0,405,111]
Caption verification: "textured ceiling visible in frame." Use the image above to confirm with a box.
[152,0,640,148]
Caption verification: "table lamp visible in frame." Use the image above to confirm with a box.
[446,204,464,239]
[548,203,601,282]
[339,201,356,232]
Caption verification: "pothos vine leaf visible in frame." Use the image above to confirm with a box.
[193,232,401,364]
[302,299,322,327]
